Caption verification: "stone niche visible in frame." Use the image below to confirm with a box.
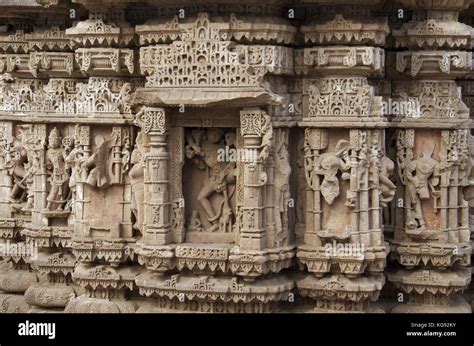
[180,109,241,244]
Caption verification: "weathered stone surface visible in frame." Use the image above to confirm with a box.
[0,0,471,314]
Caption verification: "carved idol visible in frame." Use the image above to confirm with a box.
[295,137,306,226]
[45,128,70,211]
[116,82,132,114]
[13,125,45,210]
[185,129,206,170]
[186,128,237,232]
[379,154,396,206]
[403,142,440,230]
[82,135,114,188]
[274,134,291,243]
[65,140,85,211]
[310,139,351,205]
[7,131,28,204]
[259,113,273,161]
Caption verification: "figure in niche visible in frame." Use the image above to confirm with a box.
[274,134,291,245]
[401,141,440,230]
[458,136,471,187]
[187,210,204,232]
[45,128,70,211]
[6,131,28,204]
[10,125,45,210]
[65,139,85,211]
[129,133,145,234]
[185,129,206,169]
[379,153,396,206]
[347,136,370,208]
[82,135,114,188]
[186,128,237,232]
[116,82,132,114]
[462,137,474,206]
[308,139,351,205]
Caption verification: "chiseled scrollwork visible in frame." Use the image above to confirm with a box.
[134,107,167,135]
[307,78,373,118]
[0,77,137,115]
[138,12,294,89]
[392,80,469,120]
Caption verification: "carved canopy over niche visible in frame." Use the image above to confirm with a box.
[26,26,73,52]
[133,12,294,107]
[0,29,29,53]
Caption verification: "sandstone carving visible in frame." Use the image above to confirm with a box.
[0,0,471,315]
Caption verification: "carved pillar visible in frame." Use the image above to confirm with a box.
[388,0,473,313]
[239,108,268,251]
[295,8,393,312]
[135,107,171,246]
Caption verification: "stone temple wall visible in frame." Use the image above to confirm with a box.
[0,0,472,313]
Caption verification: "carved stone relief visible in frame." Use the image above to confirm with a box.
[0,0,471,315]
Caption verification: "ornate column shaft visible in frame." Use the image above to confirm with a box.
[239,108,269,251]
[135,106,171,246]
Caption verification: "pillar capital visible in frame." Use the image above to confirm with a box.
[134,106,169,136]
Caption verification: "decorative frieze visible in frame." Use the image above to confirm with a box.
[28,52,75,77]
[301,14,389,46]
[136,13,296,45]
[65,9,136,48]
[0,77,138,116]
[75,48,135,76]
[395,51,472,78]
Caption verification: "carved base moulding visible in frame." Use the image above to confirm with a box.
[387,269,472,313]
[297,274,385,313]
